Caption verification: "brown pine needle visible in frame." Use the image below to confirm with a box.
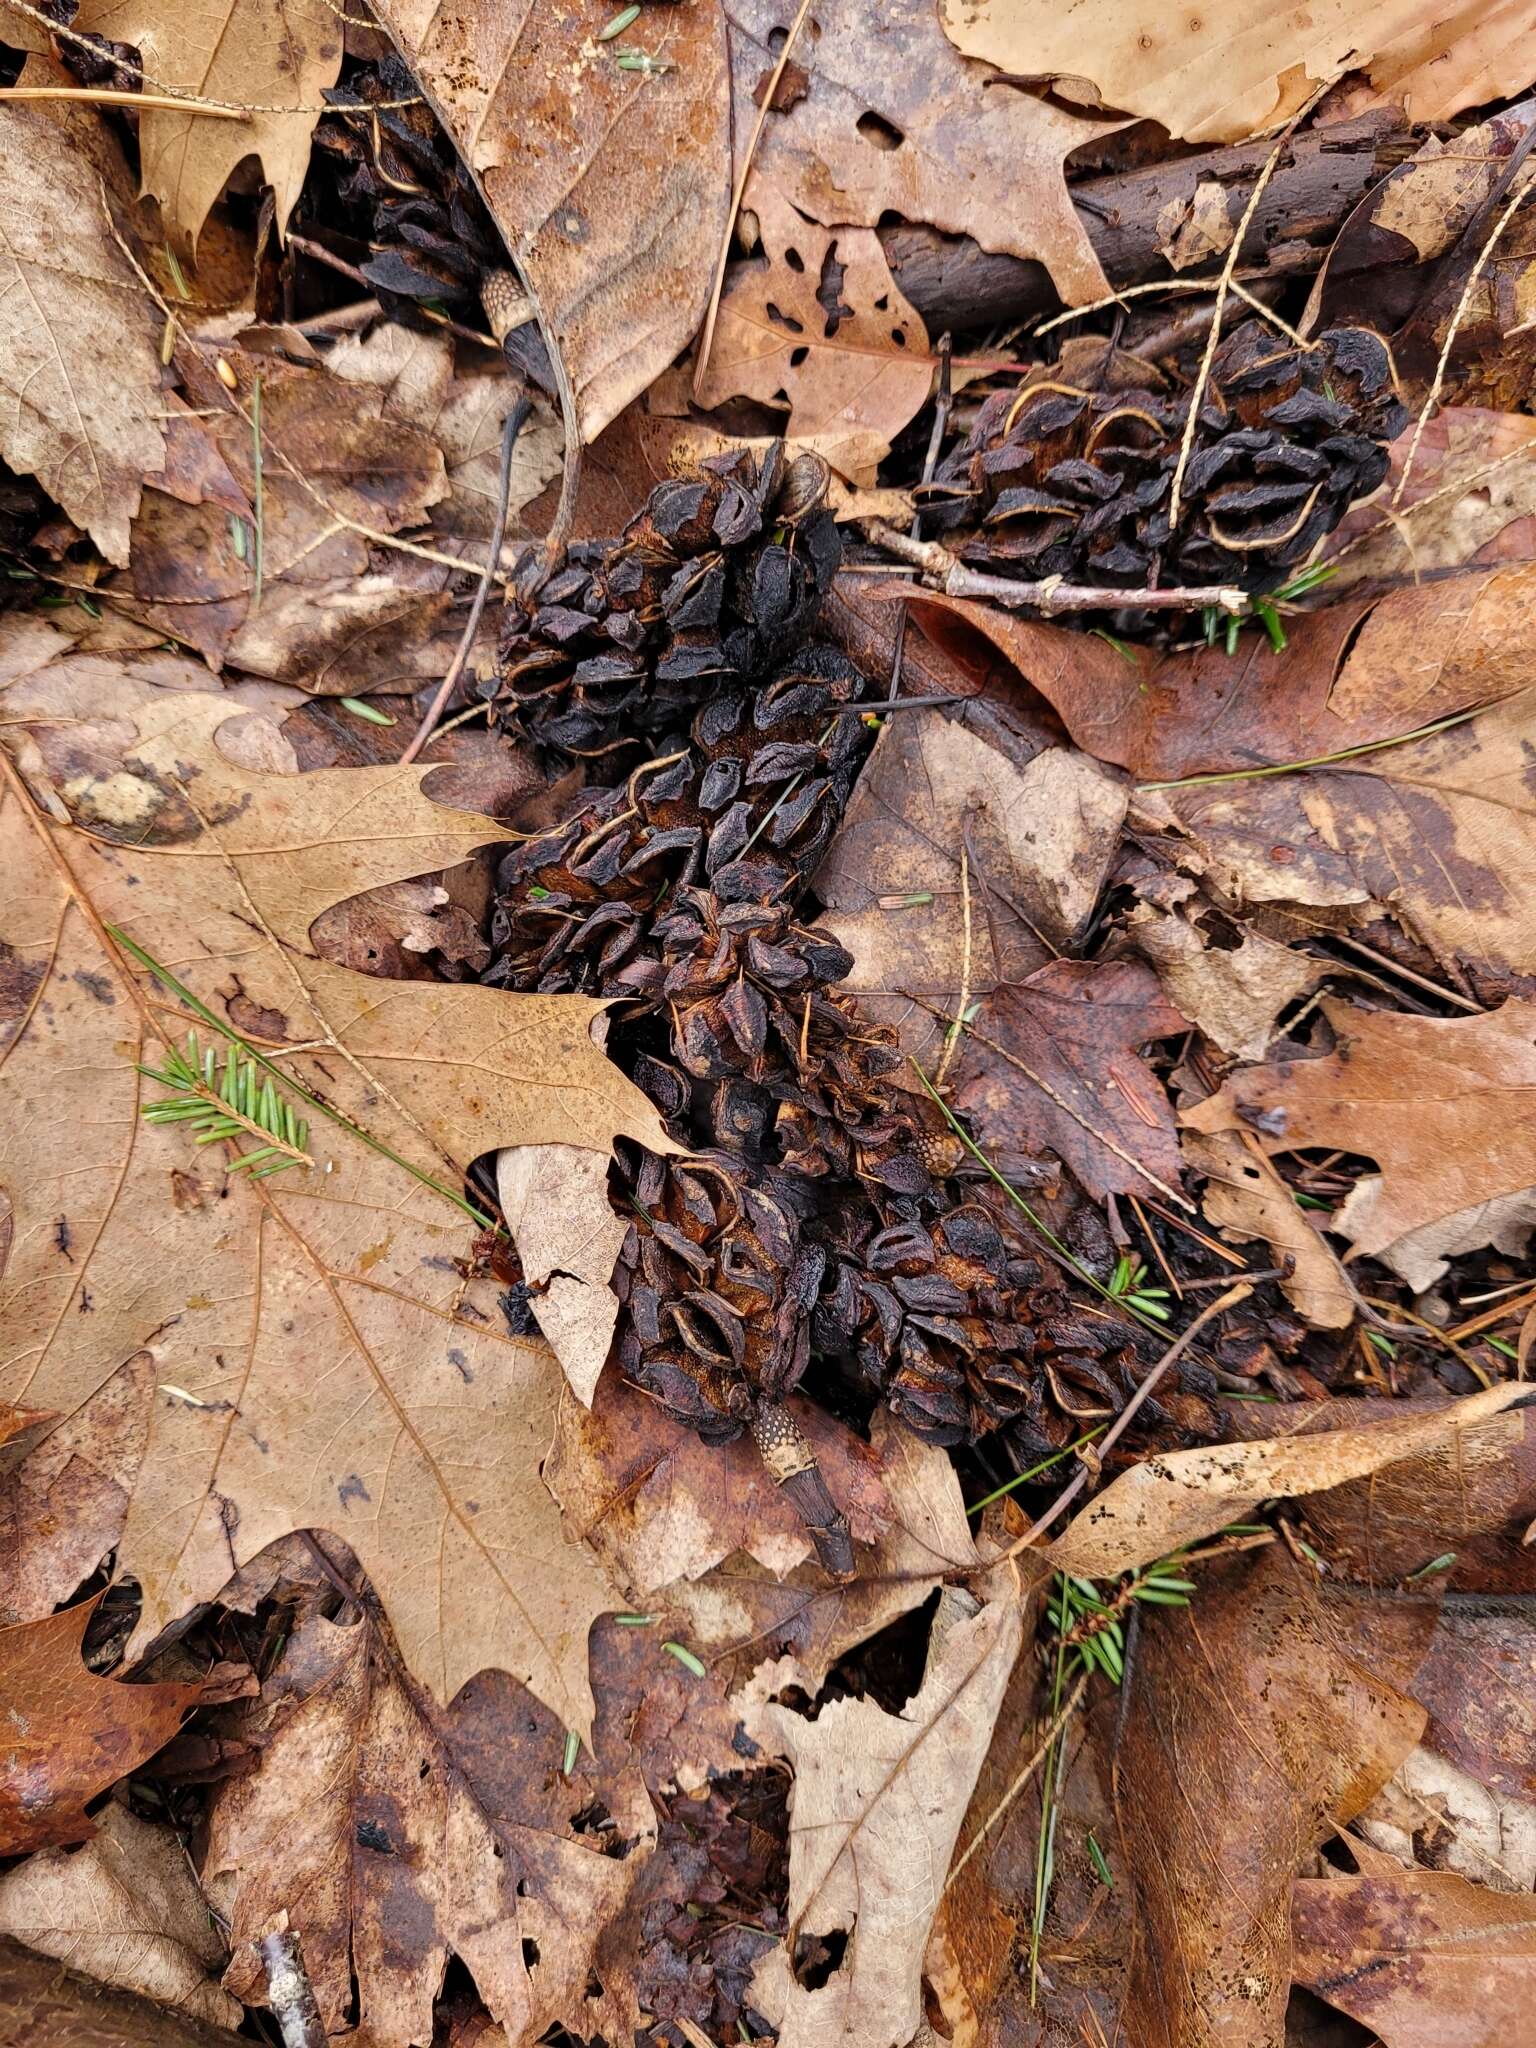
[0,85,247,118]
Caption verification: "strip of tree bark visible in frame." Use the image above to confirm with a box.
[879,112,1406,333]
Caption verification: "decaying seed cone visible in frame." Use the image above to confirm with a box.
[926,322,1407,593]
[482,450,1221,1565]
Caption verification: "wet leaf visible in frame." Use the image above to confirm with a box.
[0,1601,199,1855]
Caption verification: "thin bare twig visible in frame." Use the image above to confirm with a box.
[864,524,1245,614]
[400,394,531,765]
[286,235,502,351]
[888,332,953,701]
[946,1672,1090,1890]
[258,1930,326,2048]
[692,0,817,398]
[932,839,971,1092]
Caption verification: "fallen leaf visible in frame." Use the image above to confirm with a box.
[0,653,671,1729]
[727,0,1117,307]
[1155,176,1234,270]
[1369,1189,1536,1294]
[1182,1128,1354,1329]
[0,1402,53,1448]
[0,1600,199,1854]
[205,1608,646,2046]
[496,1143,624,1407]
[1047,1382,1531,1579]
[325,324,564,541]
[901,566,1536,781]
[369,0,730,441]
[70,0,342,246]
[1126,896,1319,1063]
[1325,409,1536,585]
[1293,1869,1536,2046]
[1361,1744,1536,1892]
[937,0,1536,144]
[129,350,448,670]
[0,1803,241,2029]
[813,707,1127,1067]
[0,1932,238,2048]
[1118,1545,1431,2047]
[953,960,1189,1206]
[1184,1000,1536,1265]
[0,88,167,564]
[743,1579,1023,2048]
[1408,1606,1536,1806]
[694,178,934,486]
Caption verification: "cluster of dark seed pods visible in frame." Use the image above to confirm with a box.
[485,449,1218,1573]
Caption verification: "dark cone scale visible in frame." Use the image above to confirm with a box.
[928,322,1407,592]
[482,450,1220,1568]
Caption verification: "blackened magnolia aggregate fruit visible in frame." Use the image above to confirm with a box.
[485,450,1218,1569]
[927,322,1407,592]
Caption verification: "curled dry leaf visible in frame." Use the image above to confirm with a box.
[0,1803,241,2030]
[1047,1381,1531,1579]
[726,0,1117,306]
[0,648,671,1731]
[0,87,167,564]
[205,1609,647,2047]
[900,566,1536,782]
[1182,1127,1353,1329]
[64,0,341,246]
[1293,1869,1536,2046]
[0,1601,199,1855]
[742,1580,1023,2048]
[1184,1000,1536,1268]
[695,178,934,486]
[496,1142,624,1407]
[369,0,730,440]
[937,0,1536,144]
[1118,1544,1431,2047]
[813,705,1126,1067]
[953,960,1189,1206]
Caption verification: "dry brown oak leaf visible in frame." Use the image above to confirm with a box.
[695,176,935,488]
[0,88,168,564]
[954,960,1189,1208]
[367,0,730,442]
[0,649,671,1737]
[0,1802,242,2029]
[1184,999,1536,1266]
[35,0,343,246]
[726,0,1116,309]
[938,0,1536,144]
[0,1600,199,1855]
[203,1608,649,2048]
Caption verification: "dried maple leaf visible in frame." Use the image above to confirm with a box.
[0,646,672,1731]
[813,707,1126,1068]
[0,1601,199,1855]
[0,1804,241,2028]
[66,0,342,246]
[368,0,730,441]
[938,0,1536,144]
[742,1578,1023,2048]
[953,960,1189,1207]
[204,1608,647,2046]
[0,87,167,563]
[1293,1868,1536,2044]
[726,0,1116,307]
[1184,1000,1536,1265]
[696,178,934,487]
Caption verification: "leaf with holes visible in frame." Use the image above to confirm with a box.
[696,178,934,486]
[0,631,675,1737]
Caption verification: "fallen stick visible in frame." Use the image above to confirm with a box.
[862,525,1247,615]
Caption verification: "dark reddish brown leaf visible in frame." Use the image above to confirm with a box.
[0,1933,240,2048]
[1119,1546,1432,2047]
[953,959,1188,1205]
[899,563,1536,779]
[0,1599,200,1854]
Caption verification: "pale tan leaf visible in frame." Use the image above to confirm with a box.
[73,0,342,246]
[370,0,730,441]
[1047,1383,1530,1579]
[937,0,1536,145]
[1183,1128,1354,1330]
[1127,901,1319,1063]
[743,1582,1022,2048]
[496,1143,624,1407]
[0,644,673,1730]
[1324,409,1536,586]
[0,1805,241,2031]
[695,179,934,487]
[0,89,167,563]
